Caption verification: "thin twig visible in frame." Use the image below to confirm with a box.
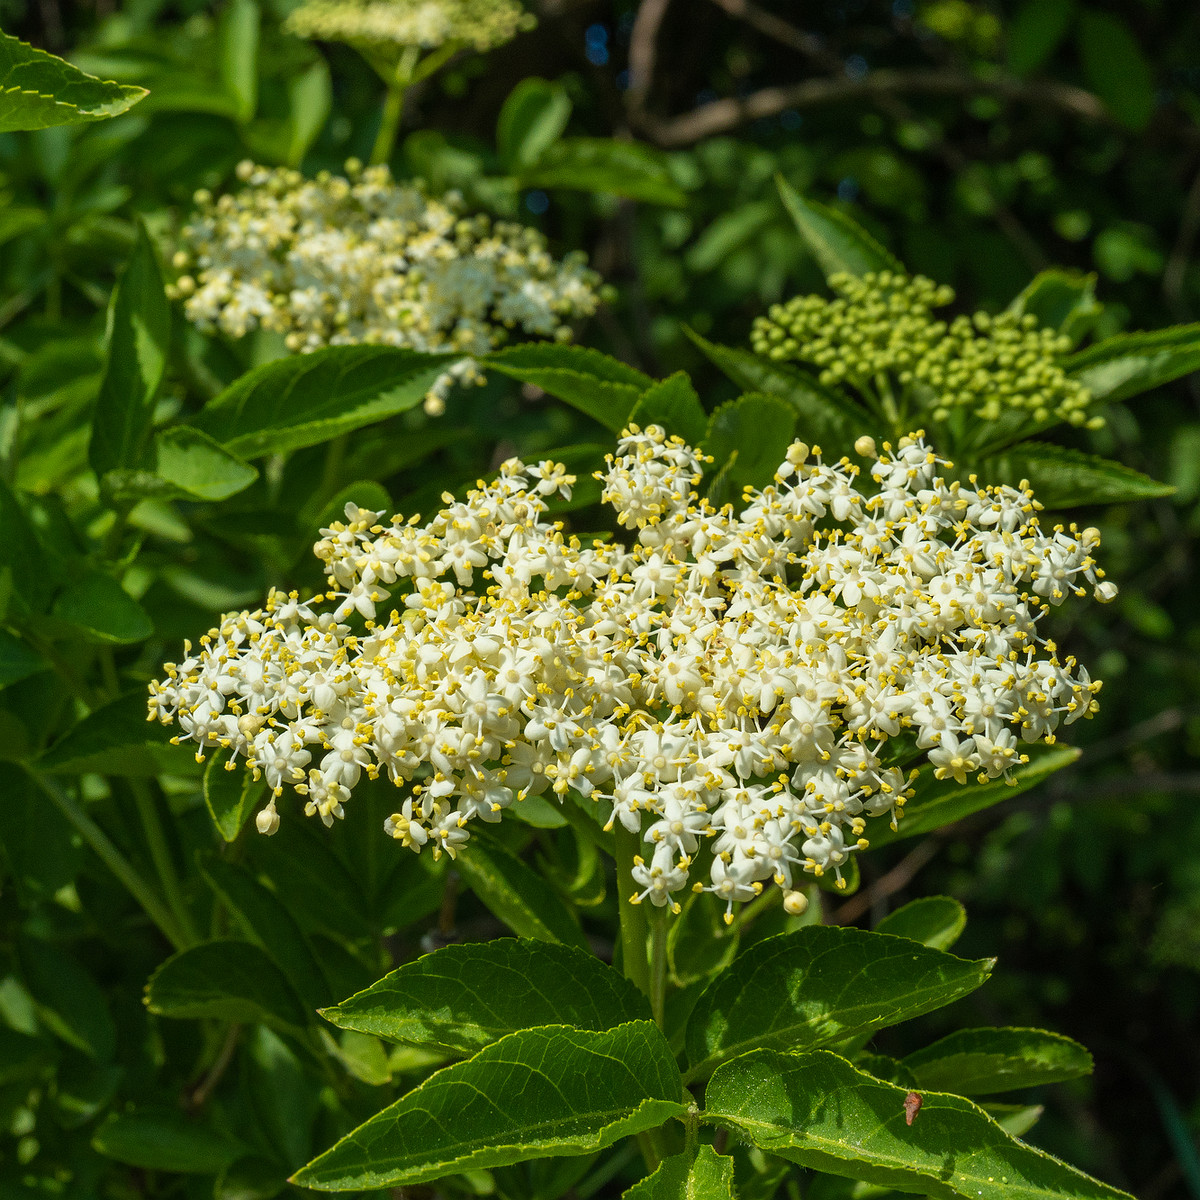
[188,1024,242,1111]
[626,0,673,112]
[831,839,940,925]
[707,0,822,56]
[631,67,1111,147]
[680,5,1052,268]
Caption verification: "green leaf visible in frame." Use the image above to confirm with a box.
[1006,0,1075,75]
[144,939,311,1032]
[246,816,374,941]
[0,31,147,132]
[191,345,459,457]
[153,425,258,501]
[308,480,393,537]
[685,201,777,274]
[104,442,260,504]
[704,450,739,509]
[903,1027,1093,1095]
[683,327,870,449]
[484,343,653,433]
[1065,325,1200,404]
[0,765,82,896]
[321,939,650,1055]
[216,1156,289,1200]
[874,896,966,951]
[518,139,687,206]
[203,748,266,841]
[497,77,572,171]
[92,1109,240,1174]
[703,393,795,489]
[38,691,198,777]
[455,830,589,949]
[623,1146,736,1200]
[1007,270,1101,345]
[50,570,153,644]
[88,222,170,479]
[0,477,55,615]
[0,628,47,688]
[202,858,332,1011]
[0,1026,53,1086]
[668,892,740,988]
[870,744,1081,848]
[292,1022,688,1191]
[1078,12,1155,132]
[985,1101,1044,1138]
[975,441,1173,508]
[705,1049,1130,1200]
[287,59,331,168]
[219,0,260,123]
[776,176,904,279]
[19,936,116,1060]
[629,372,708,446]
[682,924,992,1082]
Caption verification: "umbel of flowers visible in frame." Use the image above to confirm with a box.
[284,0,534,53]
[149,427,1112,920]
[170,161,602,413]
[751,270,1099,429]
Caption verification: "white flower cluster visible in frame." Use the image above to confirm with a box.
[149,427,1112,919]
[284,0,534,52]
[171,161,601,414]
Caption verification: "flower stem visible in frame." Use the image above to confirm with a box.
[130,779,200,948]
[369,46,420,166]
[37,774,189,950]
[648,906,669,1030]
[612,823,650,997]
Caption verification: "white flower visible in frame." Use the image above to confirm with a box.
[284,0,534,52]
[171,162,601,413]
[150,426,1111,917]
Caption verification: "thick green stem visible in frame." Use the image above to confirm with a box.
[613,825,674,1174]
[648,906,669,1030]
[130,779,200,947]
[37,775,188,950]
[613,823,650,997]
[369,46,420,166]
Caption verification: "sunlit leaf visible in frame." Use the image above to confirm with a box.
[776,176,904,279]
[683,924,992,1082]
[321,938,650,1054]
[705,1049,1130,1200]
[874,896,967,951]
[0,31,146,132]
[292,1022,688,1190]
[903,1027,1093,1095]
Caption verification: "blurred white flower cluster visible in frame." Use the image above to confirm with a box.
[149,426,1112,918]
[170,161,601,414]
[284,0,534,52]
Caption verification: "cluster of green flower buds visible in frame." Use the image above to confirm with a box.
[750,271,1097,429]
[284,0,534,52]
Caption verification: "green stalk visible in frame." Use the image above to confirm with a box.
[613,823,650,997]
[130,779,200,947]
[37,775,189,950]
[648,905,669,1030]
[369,45,421,166]
[612,824,674,1173]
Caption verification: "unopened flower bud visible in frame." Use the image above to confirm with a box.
[256,803,280,836]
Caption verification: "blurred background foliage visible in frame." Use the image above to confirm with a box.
[2,0,1199,1196]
